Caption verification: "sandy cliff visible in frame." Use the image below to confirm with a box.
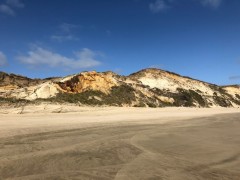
[0,69,239,107]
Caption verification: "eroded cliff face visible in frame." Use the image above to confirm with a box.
[0,82,60,101]
[223,86,240,97]
[222,85,240,106]
[128,68,215,95]
[57,71,119,94]
[0,69,239,108]
[0,72,60,100]
[0,72,53,88]
[126,68,240,107]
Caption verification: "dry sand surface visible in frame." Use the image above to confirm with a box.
[0,106,240,179]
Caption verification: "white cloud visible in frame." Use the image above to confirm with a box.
[0,4,15,16]
[200,0,222,8]
[51,23,80,42]
[6,0,24,8]
[51,35,79,42]
[0,0,24,16]
[59,23,79,33]
[150,0,169,13]
[0,51,7,66]
[229,76,240,80]
[148,0,223,13]
[17,47,101,69]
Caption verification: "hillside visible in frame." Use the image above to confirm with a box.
[0,69,240,108]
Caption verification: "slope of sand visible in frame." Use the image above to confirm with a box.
[0,107,240,179]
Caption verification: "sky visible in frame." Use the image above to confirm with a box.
[0,0,240,85]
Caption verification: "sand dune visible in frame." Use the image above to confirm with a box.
[0,107,240,179]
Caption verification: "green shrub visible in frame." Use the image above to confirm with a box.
[213,96,232,107]
[236,94,240,100]
[0,97,29,104]
[146,102,157,108]
[173,88,207,107]
[189,90,207,107]
[173,88,194,107]
[52,90,105,105]
[133,102,146,107]
[104,85,136,105]
[52,84,136,106]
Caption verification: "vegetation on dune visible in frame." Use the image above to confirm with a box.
[49,84,170,107]
[171,88,207,107]
[173,88,195,107]
[1,69,239,108]
[148,87,208,107]
[0,97,29,104]
[212,89,240,106]
[49,85,136,106]
[236,94,240,100]
[52,90,105,105]
[33,86,240,107]
[0,71,238,108]
[133,101,146,107]
[0,84,237,108]
[104,85,136,105]
[212,93,232,107]
[188,90,207,107]
[213,96,232,107]
[211,85,232,98]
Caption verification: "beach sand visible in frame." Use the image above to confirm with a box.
[0,106,240,179]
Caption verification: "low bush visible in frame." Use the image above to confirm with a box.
[213,96,232,107]
[236,94,240,100]
[133,102,146,107]
[173,88,207,107]
[52,84,136,106]
[53,90,105,105]
[0,97,29,104]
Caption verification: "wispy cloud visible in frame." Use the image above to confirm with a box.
[148,0,223,13]
[200,0,222,8]
[51,23,80,42]
[149,0,169,13]
[0,4,15,16]
[6,0,24,8]
[229,76,240,81]
[17,47,102,69]
[51,35,79,42]
[0,51,7,66]
[59,23,79,33]
[0,0,24,16]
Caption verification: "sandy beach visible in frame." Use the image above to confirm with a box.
[0,106,240,179]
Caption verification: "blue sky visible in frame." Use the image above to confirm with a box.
[0,0,240,85]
